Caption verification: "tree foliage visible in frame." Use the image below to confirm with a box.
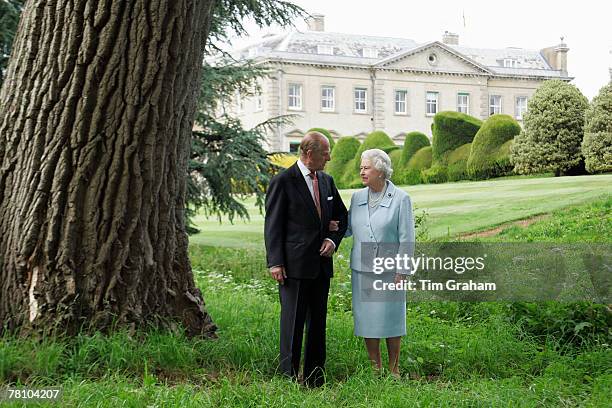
[207,0,304,53]
[186,1,305,231]
[511,80,588,176]
[582,82,612,173]
[0,0,305,232]
[0,0,23,86]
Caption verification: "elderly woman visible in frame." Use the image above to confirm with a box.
[332,148,414,377]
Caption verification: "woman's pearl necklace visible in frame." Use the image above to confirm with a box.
[368,182,387,208]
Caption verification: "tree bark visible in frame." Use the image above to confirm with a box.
[0,0,217,337]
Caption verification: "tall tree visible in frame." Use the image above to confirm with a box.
[511,80,588,176]
[186,0,303,229]
[0,1,217,336]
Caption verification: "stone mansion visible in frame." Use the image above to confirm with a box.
[226,15,572,153]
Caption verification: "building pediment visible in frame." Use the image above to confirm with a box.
[376,42,492,75]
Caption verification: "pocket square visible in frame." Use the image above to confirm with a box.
[327,196,333,201]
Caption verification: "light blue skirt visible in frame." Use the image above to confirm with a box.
[351,269,406,338]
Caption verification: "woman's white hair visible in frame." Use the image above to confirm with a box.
[361,148,393,179]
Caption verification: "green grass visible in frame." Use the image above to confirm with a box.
[1,196,611,406]
[189,174,612,246]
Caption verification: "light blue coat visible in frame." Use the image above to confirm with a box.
[346,181,415,273]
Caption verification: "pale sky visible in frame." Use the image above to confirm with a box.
[229,0,612,99]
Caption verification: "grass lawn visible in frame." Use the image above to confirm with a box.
[189,174,612,247]
[1,182,610,407]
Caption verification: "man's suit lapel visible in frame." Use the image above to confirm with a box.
[289,163,320,223]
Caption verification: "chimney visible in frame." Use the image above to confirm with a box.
[306,13,325,32]
[541,37,569,76]
[442,31,459,45]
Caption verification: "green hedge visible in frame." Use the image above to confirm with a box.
[326,136,360,183]
[421,165,448,184]
[393,146,431,185]
[447,143,472,181]
[401,131,430,165]
[407,146,433,170]
[432,111,482,163]
[308,127,335,151]
[467,114,521,179]
[389,149,402,183]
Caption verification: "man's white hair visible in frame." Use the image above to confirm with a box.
[361,148,393,179]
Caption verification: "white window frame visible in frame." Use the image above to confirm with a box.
[426,91,439,116]
[457,92,469,114]
[489,95,502,116]
[394,89,408,115]
[321,86,335,112]
[362,47,379,58]
[515,96,528,120]
[503,58,518,68]
[354,87,368,113]
[288,83,302,110]
[317,44,334,55]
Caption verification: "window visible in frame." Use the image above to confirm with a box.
[289,142,300,154]
[516,96,527,120]
[255,93,263,111]
[317,44,334,55]
[503,58,518,68]
[321,86,335,111]
[394,90,408,114]
[426,92,439,115]
[362,48,378,58]
[427,53,438,66]
[288,83,302,110]
[354,87,367,112]
[457,93,469,114]
[489,95,502,115]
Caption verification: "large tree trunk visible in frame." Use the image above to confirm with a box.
[0,0,217,337]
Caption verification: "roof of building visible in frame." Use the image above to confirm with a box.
[229,30,568,79]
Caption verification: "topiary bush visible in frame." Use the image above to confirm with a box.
[582,82,612,173]
[467,114,521,179]
[421,164,448,184]
[407,146,433,170]
[431,111,482,164]
[511,80,588,176]
[447,143,472,181]
[401,131,430,165]
[389,149,402,170]
[326,136,360,186]
[308,127,335,152]
[391,134,430,185]
[399,146,431,185]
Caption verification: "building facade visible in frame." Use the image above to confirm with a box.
[227,15,572,152]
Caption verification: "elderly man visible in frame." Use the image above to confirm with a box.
[264,131,348,387]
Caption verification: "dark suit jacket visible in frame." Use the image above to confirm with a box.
[264,162,348,279]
